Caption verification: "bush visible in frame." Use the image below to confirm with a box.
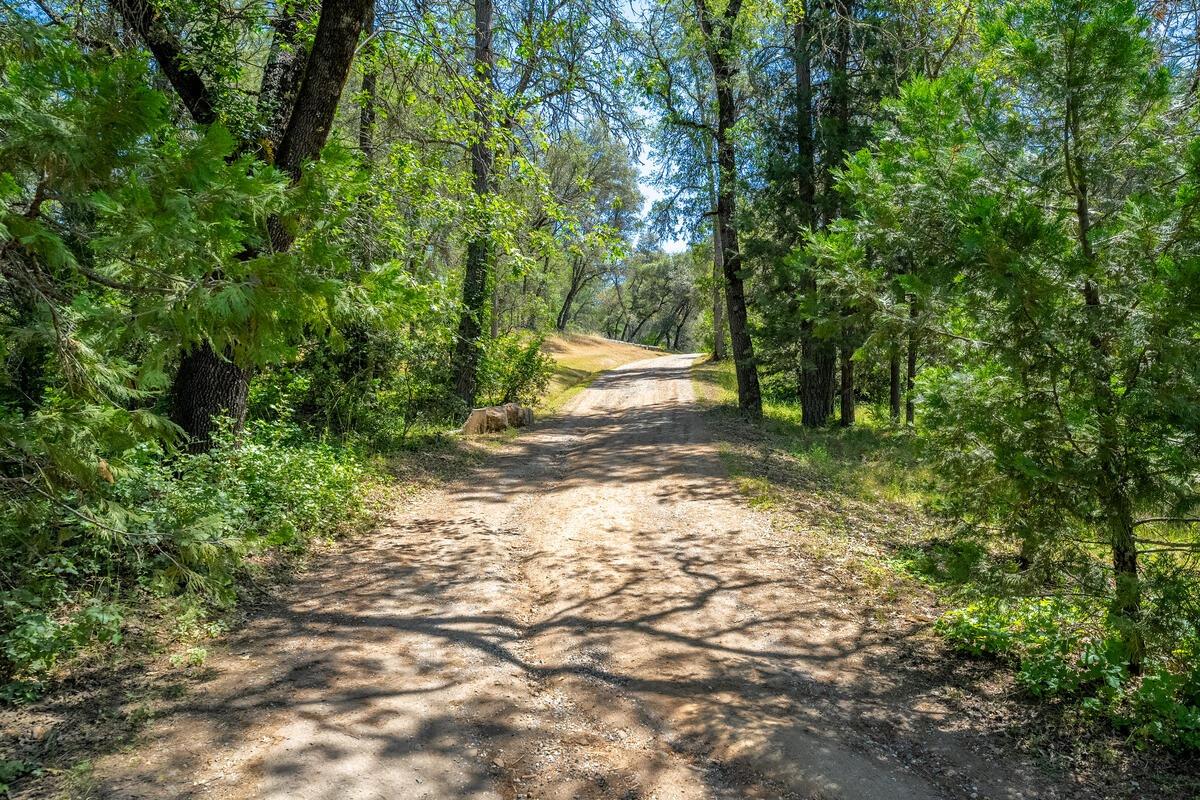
[0,420,372,697]
[476,332,554,407]
[937,596,1200,749]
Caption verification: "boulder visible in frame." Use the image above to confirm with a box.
[502,402,523,426]
[485,406,509,431]
[462,404,533,434]
[462,407,507,434]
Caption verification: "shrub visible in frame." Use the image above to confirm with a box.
[476,332,554,407]
[937,596,1200,750]
[0,420,372,696]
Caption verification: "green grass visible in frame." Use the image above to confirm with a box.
[692,358,932,507]
[691,358,939,573]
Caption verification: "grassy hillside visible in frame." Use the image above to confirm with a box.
[540,334,664,411]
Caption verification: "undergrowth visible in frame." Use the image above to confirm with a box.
[0,419,376,700]
[692,357,1200,753]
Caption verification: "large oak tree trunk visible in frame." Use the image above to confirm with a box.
[451,0,496,409]
[172,343,249,454]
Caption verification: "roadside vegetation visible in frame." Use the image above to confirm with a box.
[3,0,1200,791]
[695,357,1200,759]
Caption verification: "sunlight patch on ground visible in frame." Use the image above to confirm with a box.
[540,333,666,412]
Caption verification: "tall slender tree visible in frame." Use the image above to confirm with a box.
[696,0,762,416]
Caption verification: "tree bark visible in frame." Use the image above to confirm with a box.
[906,298,917,426]
[705,140,726,362]
[556,256,595,332]
[172,342,249,455]
[556,284,579,332]
[793,0,835,426]
[451,0,496,409]
[258,1,317,148]
[698,0,762,417]
[272,1,372,186]
[711,221,726,361]
[839,344,854,427]
[889,344,901,421]
[793,5,816,229]
[801,340,835,426]
[113,0,216,125]
[358,3,378,160]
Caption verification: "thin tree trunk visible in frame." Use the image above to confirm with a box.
[1067,94,1142,670]
[698,0,761,417]
[906,299,917,426]
[705,143,726,362]
[451,0,496,409]
[711,214,727,361]
[673,302,691,349]
[556,257,591,331]
[557,285,579,331]
[889,345,901,421]
[358,3,377,160]
[839,343,854,427]
[794,5,816,228]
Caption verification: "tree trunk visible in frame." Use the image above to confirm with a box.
[1107,484,1143,673]
[258,1,317,148]
[705,139,726,362]
[358,3,377,160]
[123,0,371,451]
[556,257,591,332]
[839,344,854,427]
[905,326,917,426]
[793,5,816,229]
[793,1,835,426]
[172,342,249,454]
[801,339,835,426]
[451,0,496,409]
[889,345,901,421]
[711,216,727,361]
[698,0,761,417]
[556,284,579,332]
[673,302,691,350]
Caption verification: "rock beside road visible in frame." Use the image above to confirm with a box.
[462,403,534,434]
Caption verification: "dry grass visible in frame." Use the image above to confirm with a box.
[540,333,665,412]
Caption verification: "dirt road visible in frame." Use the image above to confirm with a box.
[95,354,1043,800]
